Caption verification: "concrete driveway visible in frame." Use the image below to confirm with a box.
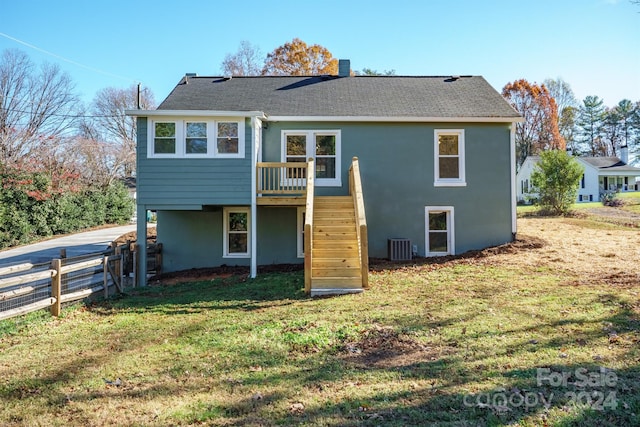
[0,224,140,266]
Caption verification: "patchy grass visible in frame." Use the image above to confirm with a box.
[1,219,640,426]
[519,194,640,229]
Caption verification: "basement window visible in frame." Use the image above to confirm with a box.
[425,206,455,256]
[223,207,250,258]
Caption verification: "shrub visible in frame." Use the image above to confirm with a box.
[601,192,624,207]
[0,168,135,248]
[531,150,583,215]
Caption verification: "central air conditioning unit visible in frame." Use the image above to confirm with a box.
[388,238,412,261]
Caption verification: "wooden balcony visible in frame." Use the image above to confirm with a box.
[256,161,309,205]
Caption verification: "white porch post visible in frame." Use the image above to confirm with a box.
[250,116,262,278]
[510,123,517,238]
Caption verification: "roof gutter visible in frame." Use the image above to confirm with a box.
[265,115,524,123]
[125,109,267,118]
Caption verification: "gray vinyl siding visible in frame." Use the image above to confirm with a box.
[157,207,300,273]
[263,121,513,258]
[136,117,252,209]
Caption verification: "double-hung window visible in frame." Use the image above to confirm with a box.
[185,122,207,154]
[216,122,240,156]
[153,122,176,154]
[149,119,244,158]
[282,130,341,186]
[223,207,250,258]
[434,129,466,187]
[425,206,455,256]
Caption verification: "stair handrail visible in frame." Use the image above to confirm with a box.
[349,157,369,288]
[304,157,315,293]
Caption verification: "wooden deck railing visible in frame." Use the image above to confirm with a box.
[303,158,315,293]
[257,162,308,195]
[349,157,369,288]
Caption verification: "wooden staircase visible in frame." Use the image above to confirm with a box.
[309,196,364,296]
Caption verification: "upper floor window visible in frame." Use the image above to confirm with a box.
[434,129,466,187]
[217,122,239,155]
[149,118,245,158]
[154,122,176,154]
[186,122,207,154]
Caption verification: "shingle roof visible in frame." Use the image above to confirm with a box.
[157,75,521,119]
[580,157,640,173]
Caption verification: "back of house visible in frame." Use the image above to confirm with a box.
[128,60,522,293]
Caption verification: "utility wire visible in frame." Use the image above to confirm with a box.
[2,107,126,118]
[0,32,138,83]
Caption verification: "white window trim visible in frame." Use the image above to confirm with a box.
[223,207,251,258]
[297,207,305,258]
[214,121,244,158]
[148,117,245,159]
[434,129,466,187]
[281,130,342,187]
[425,206,455,256]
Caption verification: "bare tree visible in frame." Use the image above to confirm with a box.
[544,78,579,153]
[0,49,80,165]
[221,41,263,76]
[65,135,123,188]
[87,84,155,178]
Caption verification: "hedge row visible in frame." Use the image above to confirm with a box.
[0,174,134,249]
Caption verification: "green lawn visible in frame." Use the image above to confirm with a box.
[518,192,640,217]
[1,225,639,425]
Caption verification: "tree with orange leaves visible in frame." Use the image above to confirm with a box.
[502,79,564,167]
[262,38,338,76]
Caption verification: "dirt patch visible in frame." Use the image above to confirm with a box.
[584,206,640,221]
[511,217,640,281]
[370,234,546,272]
[581,207,640,228]
[147,263,304,286]
[112,228,157,247]
[340,325,455,369]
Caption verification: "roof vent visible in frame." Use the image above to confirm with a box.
[338,59,350,77]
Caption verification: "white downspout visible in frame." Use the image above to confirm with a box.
[250,116,262,278]
[510,123,517,239]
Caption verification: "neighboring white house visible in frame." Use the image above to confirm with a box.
[517,153,640,203]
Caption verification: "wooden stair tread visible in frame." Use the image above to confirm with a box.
[309,195,364,292]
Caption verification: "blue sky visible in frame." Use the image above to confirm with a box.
[1,0,639,107]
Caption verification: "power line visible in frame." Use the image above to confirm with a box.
[0,32,138,83]
[2,107,126,119]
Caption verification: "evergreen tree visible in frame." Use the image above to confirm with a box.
[577,96,605,156]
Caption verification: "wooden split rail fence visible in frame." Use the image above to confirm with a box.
[0,241,162,321]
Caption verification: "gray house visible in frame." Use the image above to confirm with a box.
[127,60,522,295]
